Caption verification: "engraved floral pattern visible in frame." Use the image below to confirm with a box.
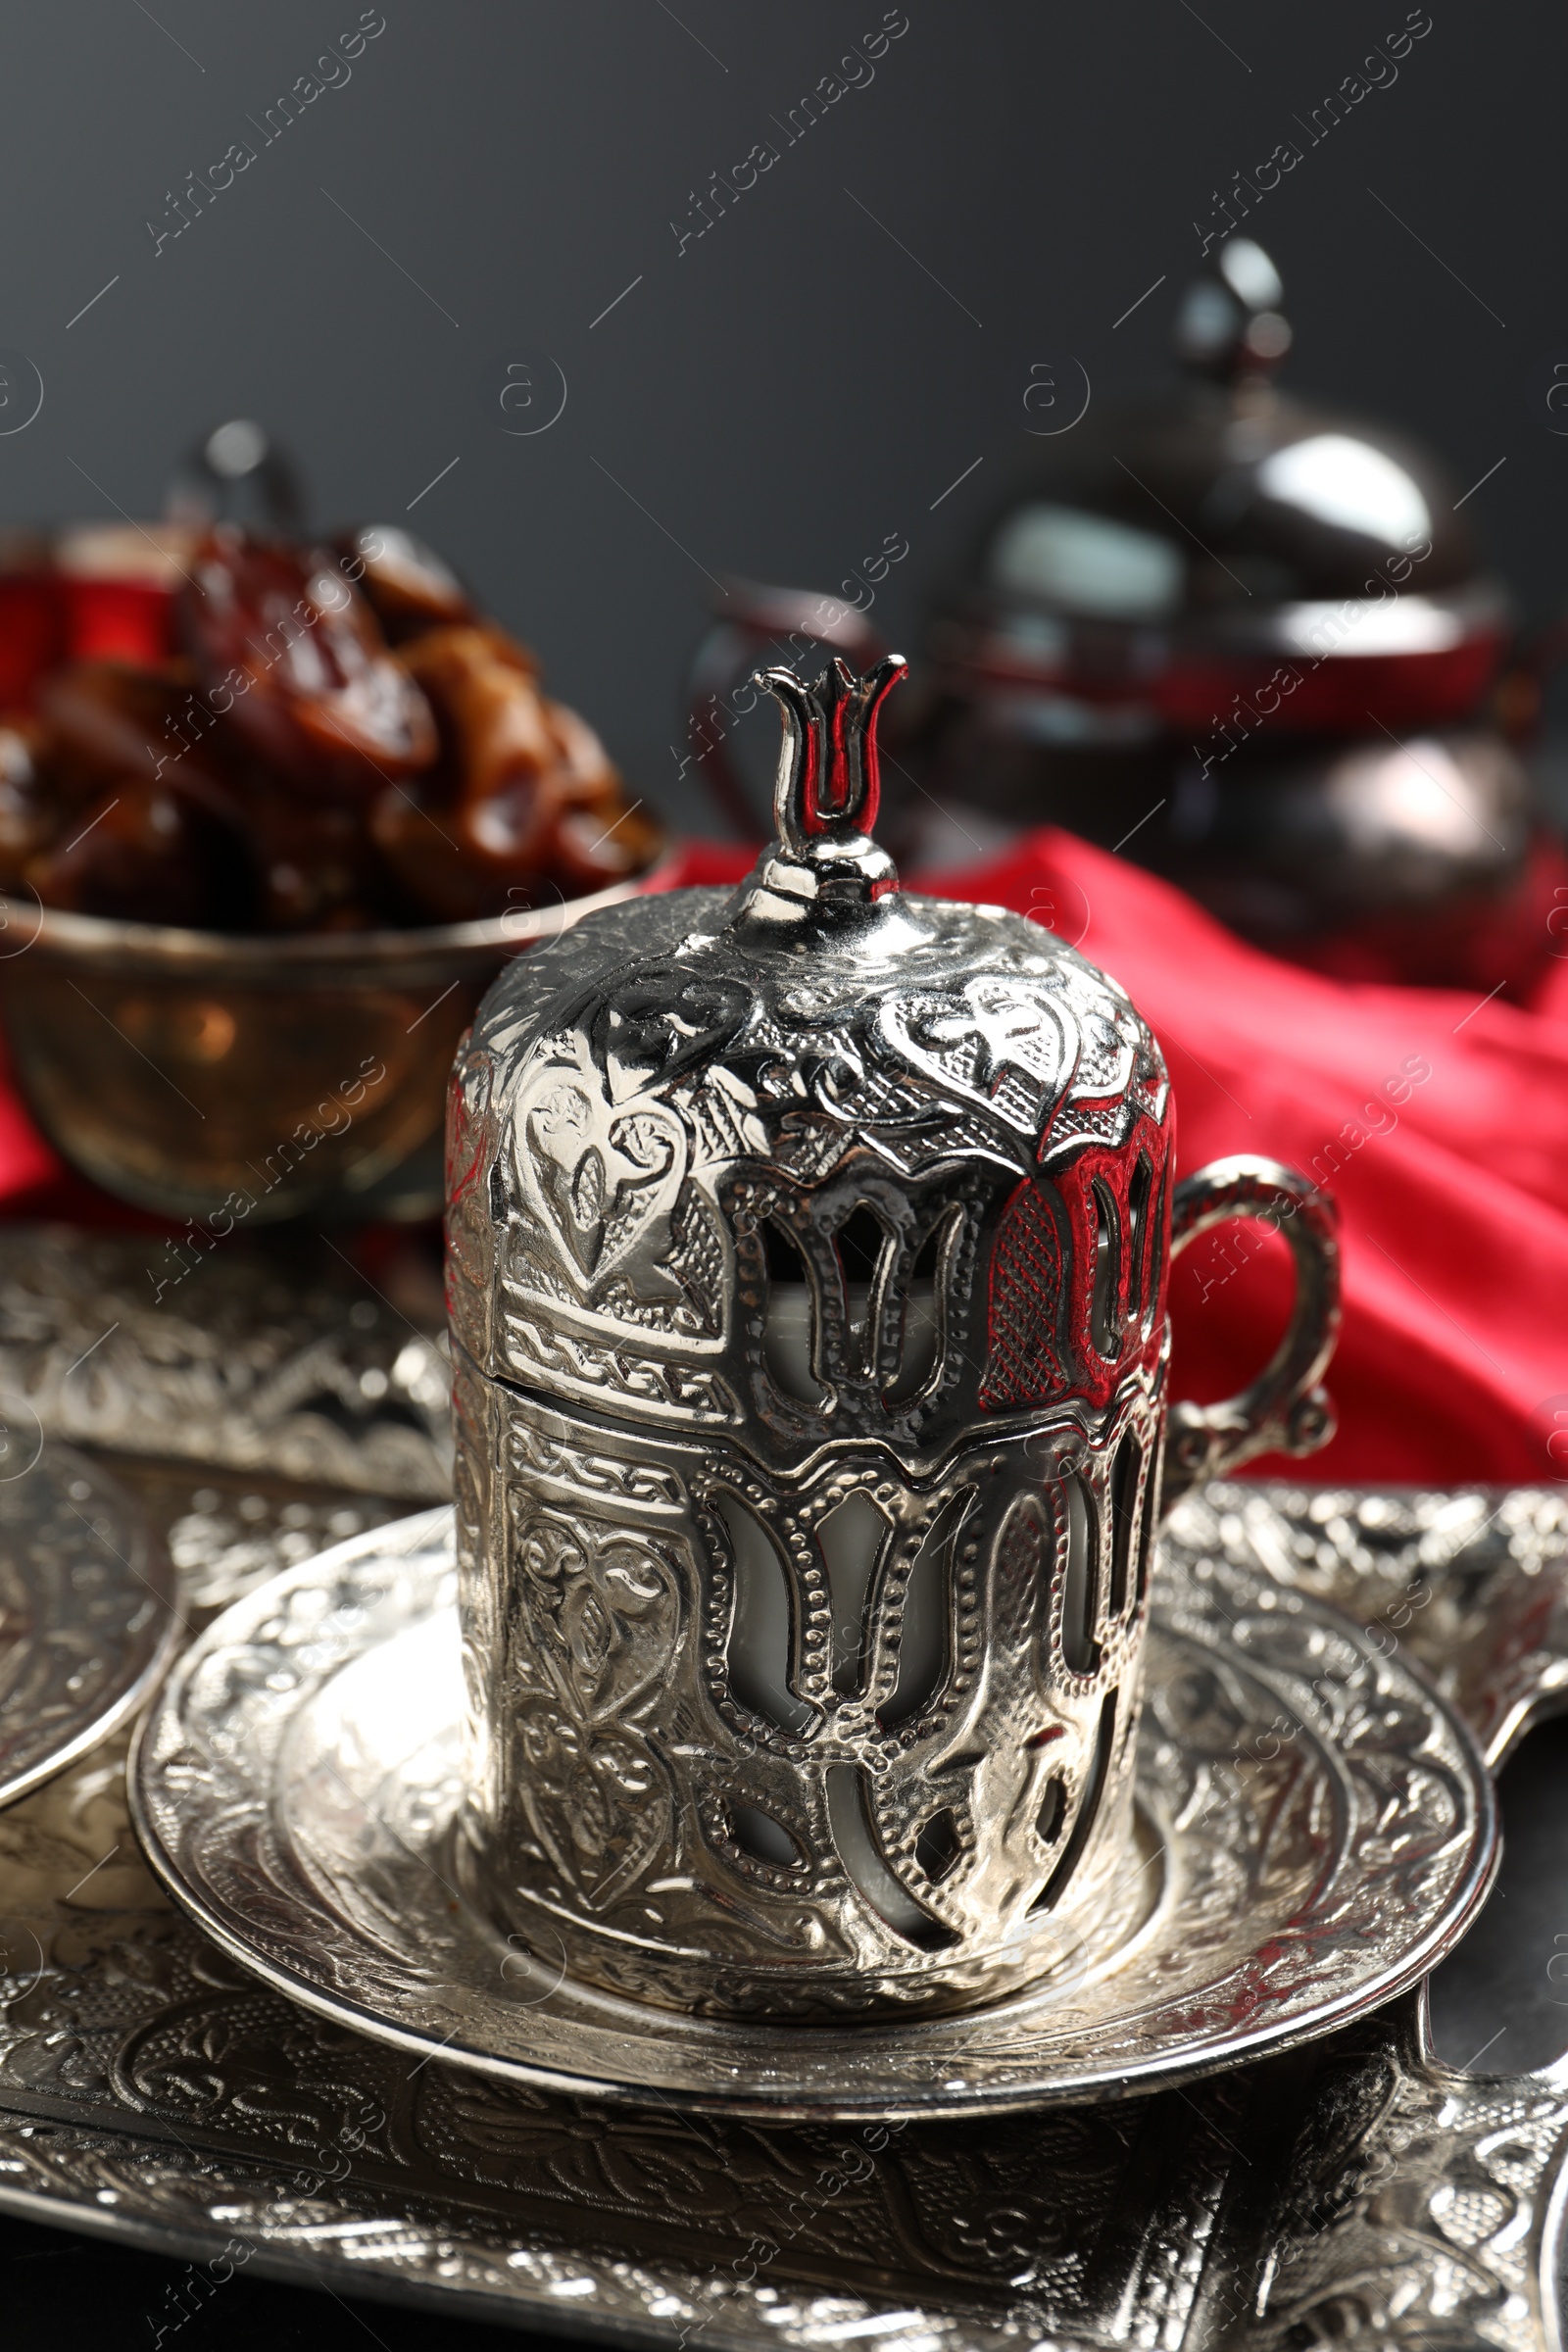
[499,1503,681,1914]
[452,884,1173,1458]
[0,1469,1558,2351]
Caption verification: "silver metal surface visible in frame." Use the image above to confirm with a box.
[0,1444,174,1807]
[1170,1481,1568,1770]
[0,1477,1554,2348]
[1163,1158,1340,1501]
[0,1224,450,1498]
[131,1501,1494,2121]
[448,656,1339,2017]
[0,1220,1537,2340]
[138,1461,411,1620]
[0,2006,1562,2352]
[895,242,1537,987]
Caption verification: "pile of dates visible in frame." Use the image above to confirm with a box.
[0,524,662,927]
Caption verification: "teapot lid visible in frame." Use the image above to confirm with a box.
[929,239,1503,716]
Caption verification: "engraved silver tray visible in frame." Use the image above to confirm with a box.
[0,1228,1561,2348]
[130,1507,1495,2121]
[0,1443,174,1808]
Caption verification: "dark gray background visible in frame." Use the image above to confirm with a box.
[0,0,1558,838]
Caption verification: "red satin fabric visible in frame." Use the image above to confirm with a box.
[673,833,1568,1485]
[1,829,1563,1484]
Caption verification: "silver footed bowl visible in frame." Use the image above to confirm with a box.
[0,858,674,1224]
[131,1509,1495,2122]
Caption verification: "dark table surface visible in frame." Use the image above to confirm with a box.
[0,2213,531,2348]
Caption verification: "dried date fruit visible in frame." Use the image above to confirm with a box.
[0,724,57,892]
[181,528,437,799]
[546,699,662,892]
[26,774,253,928]
[371,625,565,919]
[337,524,476,643]
[551,791,663,894]
[20,521,658,931]
[36,660,215,805]
[241,777,408,931]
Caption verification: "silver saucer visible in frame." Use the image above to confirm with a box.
[0,1442,175,1807]
[132,1507,1496,2123]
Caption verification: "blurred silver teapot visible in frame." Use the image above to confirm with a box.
[687,241,1555,991]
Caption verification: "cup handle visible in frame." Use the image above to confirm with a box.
[1161,1153,1341,1511]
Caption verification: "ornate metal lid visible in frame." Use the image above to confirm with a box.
[927,238,1506,731]
[447,657,1171,1473]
